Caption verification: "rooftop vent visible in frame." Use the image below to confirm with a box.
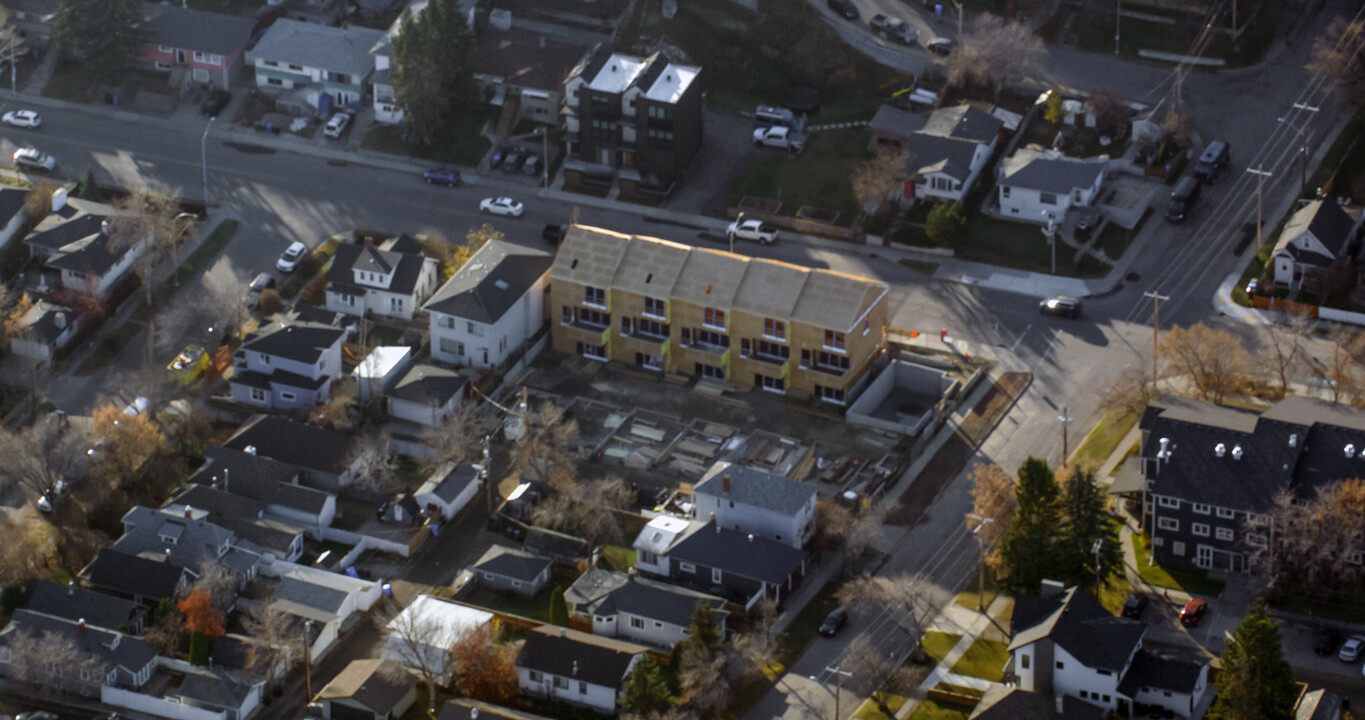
[1289,433,1298,448]
[1214,443,1225,458]
[1232,445,1243,461]
[1348,444,1357,459]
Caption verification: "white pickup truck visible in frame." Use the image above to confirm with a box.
[726,218,779,245]
[752,126,806,153]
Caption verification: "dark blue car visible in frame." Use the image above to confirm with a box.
[423,168,461,187]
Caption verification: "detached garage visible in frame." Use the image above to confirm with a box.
[315,659,417,720]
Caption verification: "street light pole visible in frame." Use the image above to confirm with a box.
[825,665,853,720]
[303,619,314,704]
[968,514,995,612]
[1247,165,1272,251]
[1142,291,1168,389]
[1042,215,1057,274]
[1058,407,1073,465]
[201,116,216,203]
[1091,539,1103,592]
[1114,0,1121,54]
[537,127,550,187]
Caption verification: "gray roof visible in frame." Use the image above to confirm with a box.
[172,668,259,711]
[248,19,385,78]
[328,243,431,298]
[142,3,255,57]
[471,545,551,583]
[515,626,645,687]
[193,446,332,515]
[27,579,141,632]
[419,463,479,504]
[318,659,417,713]
[694,461,816,515]
[388,363,466,407]
[168,485,306,556]
[869,105,927,139]
[437,699,557,720]
[86,548,187,602]
[241,321,345,365]
[1115,649,1205,697]
[25,199,112,253]
[921,104,1003,143]
[224,415,356,477]
[18,300,76,345]
[1000,149,1106,194]
[970,686,1106,720]
[0,186,26,226]
[423,240,552,323]
[4,609,158,675]
[666,524,807,585]
[1008,588,1144,672]
[905,134,980,181]
[114,505,240,571]
[274,576,350,614]
[565,569,725,628]
[1283,199,1359,259]
[1297,690,1342,720]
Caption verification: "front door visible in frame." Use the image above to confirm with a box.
[176,49,185,64]
[1196,545,1213,569]
[1117,698,1130,718]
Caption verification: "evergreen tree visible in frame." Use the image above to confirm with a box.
[682,604,722,652]
[1209,600,1297,720]
[188,630,210,666]
[925,202,966,246]
[619,659,673,715]
[391,0,476,146]
[56,0,149,84]
[1058,468,1124,591]
[998,456,1062,595]
[548,586,569,627]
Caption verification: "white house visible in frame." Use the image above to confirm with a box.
[0,186,29,252]
[899,104,1004,204]
[0,609,158,698]
[1269,199,1363,293]
[353,346,411,403]
[996,147,1107,224]
[246,19,385,113]
[692,461,816,548]
[230,320,346,411]
[381,595,493,684]
[632,515,695,576]
[564,569,727,650]
[9,299,80,366]
[326,235,439,321]
[270,565,381,660]
[193,445,338,537]
[386,363,467,426]
[515,626,647,715]
[424,239,553,369]
[1009,585,1209,718]
[414,463,480,520]
[24,191,150,297]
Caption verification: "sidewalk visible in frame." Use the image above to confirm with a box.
[894,595,1011,719]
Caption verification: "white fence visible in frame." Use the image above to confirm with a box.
[103,686,227,720]
[1317,307,1365,327]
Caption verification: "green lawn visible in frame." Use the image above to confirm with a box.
[1068,409,1138,471]
[953,571,998,612]
[362,105,492,168]
[910,698,977,720]
[728,128,870,225]
[772,582,842,673]
[922,631,962,664]
[948,638,1009,682]
[598,545,636,571]
[41,60,94,104]
[952,214,1109,278]
[1094,210,1150,261]
[1306,109,1365,202]
[1098,571,1134,616]
[855,694,909,720]
[1131,534,1226,596]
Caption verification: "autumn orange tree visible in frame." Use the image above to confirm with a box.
[178,589,225,638]
[91,402,167,484]
[449,623,519,702]
[965,462,1016,572]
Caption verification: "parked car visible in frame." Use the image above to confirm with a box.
[1245,278,1259,296]
[818,608,848,637]
[244,272,276,307]
[1038,295,1082,318]
[323,112,350,139]
[727,218,779,245]
[2,109,41,128]
[870,14,917,45]
[276,241,307,273]
[17,712,59,720]
[522,154,544,178]
[423,167,462,187]
[827,0,859,20]
[1194,140,1230,184]
[489,146,512,170]
[1339,634,1365,662]
[927,37,958,56]
[1179,598,1207,628]
[502,148,527,172]
[543,224,566,245]
[753,126,806,152]
[1165,176,1202,223]
[200,90,231,118]
[1121,592,1148,619]
[1314,627,1343,656]
[13,147,54,171]
[479,196,524,217]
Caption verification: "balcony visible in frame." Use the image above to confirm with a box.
[686,339,728,356]
[754,350,788,366]
[810,361,849,377]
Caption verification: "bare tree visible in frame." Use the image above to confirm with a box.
[1259,311,1313,400]
[966,463,1015,569]
[449,622,519,703]
[153,277,238,355]
[6,627,107,696]
[1159,323,1254,404]
[510,400,580,490]
[530,475,634,543]
[1308,16,1365,107]
[0,515,60,586]
[186,561,237,612]
[310,378,358,431]
[850,148,907,215]
[91,402,167,484]
[1250,479,1365,597]
[818,500,892,559]
[840,635,902,703]
[385,599,453,710]
[949,14,1046,100]
[0,413,90,505]
[343,431,400,495]
[241,602,298,682]
[1103,364,1157,420]
[835,573,949,657]
[422,401,482,473]
[1323,326,1365,404]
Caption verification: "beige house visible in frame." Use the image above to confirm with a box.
[549,226,888,404]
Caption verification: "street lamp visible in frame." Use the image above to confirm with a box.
[201,116,216,203]
[1042,214,1057,275]
[968,514,995,612]
[1246,165,1272,251]
[303,619,315,704]
[1058,406,1073,465]
[824,665,853,720]
[1091,539,1103,591]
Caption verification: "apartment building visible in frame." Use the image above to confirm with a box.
[548,226,888,404]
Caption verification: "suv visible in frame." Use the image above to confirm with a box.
[1121,592,1148,619]
[323,112,350,139]
[870,14,918,45]
[1166,176,1202,223]
[1179,598,1207,628]
[13,147,54,171]
[753,126,806,152]
[827,0,859,20]
[927,37,958,56]
[1039,295,1082,318]
[201,90,231,117]
[1194,141,1229,184]
[819,608,848,636]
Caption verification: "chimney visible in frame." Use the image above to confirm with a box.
[1040,579,1065,598]
[77,618,86,633]
[50,186,68,213]
[722,474,731,493]
[54,312,66,329]
[184,506,193,519]
[572,661,579,676]
[1289,433,1298,448]
[1232,445,1243,461]
[1055,695,1064,714]
[471,710,478,720]
[244,446,257,456]
[364,236,374,248]
[1214,443,1225,458]
[1158,437,1169,461]
[1348,444,1358,459]
[101,219,111,236]
[559,628,567,638]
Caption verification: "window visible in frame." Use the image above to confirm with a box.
[259,353,272,365]
[647,128,675,142]
[1158,496,1180,509]
[1056,662,1064,669]
[931,176,952,191]
[757,374,785,393]
[1192,523,1210,537]
[680,328,691,346]
[579,681,587,695]
[1020,654,1029,669]
[800,349,811,368]
[281,392,296,401]
[250,388,267,402]
[757,340,789,360]
[80,668,92,681]
[576,342,607,361]
[712,568,723,583]
[1348,551,1364,565]
[1080,691,1089,699]
[816,351,850,372]
[467,321,486,336]
[644,296,667,319]
[288,63,304,71]
[1216,527,1234,541]
[584,286,606,308]
[267,77,284,86]
[621,316,634,335]
[512,581,521,588]
[439,316,455,329]
[1001,186,1011,198]
[824,330,846,350]
[390,297,404,312]
[562,306,573,325]
[679,562,696,573]
[1246,533,1267,548]
[158,45,174,52]
[704,307,726,330]
[648,105,669,119]
[1158,517,1179,531]
[1097,669,1112,676]
[740,338,752,357]
[1172,541,1186,556]
[637,318,667,339]
[1247,514,1270,526]
[763,318,786,341]
[696,329,728,348]
[529,670,542,682]
[654,621,663,628]
[816,385,846,404]
[1102,695,1110,703]
[1040,192,1058,205]
[630,617,645,629]
[1193,503,1211,515]
[553,676,569,689]
[1217,507,1236,519]
[577,309,610,329]
[696,363,725,380]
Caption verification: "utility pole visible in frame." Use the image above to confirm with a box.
[1114,0,1121,54]
[968,514,995,612]
[478,434,492,512]
[1042,216,1057,275]
[1058,407,1073,464]
[1142,291,1169,388]
[825,665,853,720]
[303,619,314,704]
[1091,539,1103,592]
[1247,166,1272,251]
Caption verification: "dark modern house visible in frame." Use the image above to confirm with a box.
[562,43,702,192]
